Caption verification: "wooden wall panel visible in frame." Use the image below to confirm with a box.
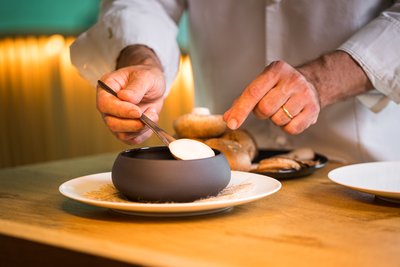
[0,36,193,168]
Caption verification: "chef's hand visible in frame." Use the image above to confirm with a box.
[97,45,166,144]
[224,51,372,134]
[224,60,320,135]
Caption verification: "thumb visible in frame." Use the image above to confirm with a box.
[117,80,148,105]
[118,71,165,105]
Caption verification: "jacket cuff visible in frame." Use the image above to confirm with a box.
[338,14,400,112]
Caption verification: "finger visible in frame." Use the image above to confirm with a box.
[268,92,306,125]
[103,115,145,133]
[99,75,126,94]
[97,87,141,118]
[116,130,153,145]
[112,107,159,144]
[253,87,290,120]
[101,66,165,105]
[118,81,147,104]
[271,90,311,126]
[253,73,305,120]
[270,106,293,126]
[254,83,296,118]
[280,94,305,118]
[282,104,319,135]
[223,107,232,122]
[129,130,154,144]
[224,72,279,129]
[106,105,161,145]
[102,70,142,104]
[118,68,165,104]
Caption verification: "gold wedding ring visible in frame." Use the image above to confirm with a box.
[282,106,294,120]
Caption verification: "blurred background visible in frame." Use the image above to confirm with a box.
[0,0,193,168]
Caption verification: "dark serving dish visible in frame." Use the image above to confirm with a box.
[252,149,328,179]
[112,146,231,203]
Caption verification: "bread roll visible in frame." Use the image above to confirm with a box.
[173,113,227,139]
[222,129,258,160]
[205,138,252,172]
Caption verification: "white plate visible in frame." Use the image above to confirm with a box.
[328,161,400,203]
[59,171,281,217]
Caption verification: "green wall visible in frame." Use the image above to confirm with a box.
[0,0,100,36]
[0,0,188,50]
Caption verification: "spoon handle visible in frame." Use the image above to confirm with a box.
[97,80,176,146]
[97,80,118,97]
[139,113,176,145]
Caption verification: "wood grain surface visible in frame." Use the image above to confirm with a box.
[0,153,399,267]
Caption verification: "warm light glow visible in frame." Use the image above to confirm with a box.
[0,36,195,167]
[181,55,194,93]
[44,34,65,56]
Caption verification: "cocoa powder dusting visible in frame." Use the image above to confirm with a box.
[84,180,253,204]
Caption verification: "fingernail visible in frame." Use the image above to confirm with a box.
[223,110,230,120]
[227,118,238,129]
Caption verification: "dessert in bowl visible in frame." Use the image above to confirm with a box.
[111,146,231,202]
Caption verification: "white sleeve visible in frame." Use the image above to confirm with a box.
[70,0,185,92]
[338,1,400,112]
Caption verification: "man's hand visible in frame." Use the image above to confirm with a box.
[97,45,166,144]
[224,60,320,134]
[224,51,372,134]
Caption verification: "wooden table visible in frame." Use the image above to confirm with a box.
[1,153,399,267]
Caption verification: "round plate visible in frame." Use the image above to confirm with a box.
[252,149,328,179]
[59,171,281,217]
[328,161,400,202]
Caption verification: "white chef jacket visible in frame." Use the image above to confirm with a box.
[70,0,400,163]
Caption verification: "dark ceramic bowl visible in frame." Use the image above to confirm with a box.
[111,146,231,203]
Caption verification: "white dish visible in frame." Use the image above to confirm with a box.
[328,161,400,202]
[59,171,281,217]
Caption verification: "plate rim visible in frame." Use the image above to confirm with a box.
[328,161,400,196]
[59,171,282,213]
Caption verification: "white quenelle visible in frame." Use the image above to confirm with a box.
[169,138,215,160]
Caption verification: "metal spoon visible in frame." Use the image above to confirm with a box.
[97,80,176,145]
